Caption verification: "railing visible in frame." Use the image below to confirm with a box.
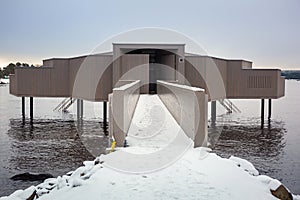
[218,99,241,113]
[53,98,75,112]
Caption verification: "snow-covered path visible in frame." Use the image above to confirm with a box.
[102,95,193,173]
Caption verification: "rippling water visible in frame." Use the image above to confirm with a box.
[0,80,299,196]
[209,80,300,194]
[0,86,109,196]
[210,119,286,177]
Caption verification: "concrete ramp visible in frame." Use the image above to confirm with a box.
[126,95,192,152]
[103,94,193,173]
[106,81,208,172]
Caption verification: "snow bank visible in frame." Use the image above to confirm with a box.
[0,78,9,84]
[1,147,292,200]
[229,156,259,176]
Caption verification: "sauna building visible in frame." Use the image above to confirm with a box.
[10,43,285,100]
[9,43,285,147]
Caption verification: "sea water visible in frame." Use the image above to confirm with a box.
[0,80,299,196]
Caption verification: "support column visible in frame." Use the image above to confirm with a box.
[30,97,33,123]
[21,97,25,124]
[211,101,216,127]
[80,100,83,119]
[77,99,80,119]
[77,99,83,120]
[103,101,108,135]
[268,99,272,119]
[21,97,25,118]
[261,99,265,128]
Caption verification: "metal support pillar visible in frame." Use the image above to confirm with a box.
[21,97,25,117]
[261,99,265,128]
[103,101,108,135]
[21,97,25,124]
[211,101,216,127]
[30,97,33,123]
[77,99,80,119]
[81,99,83,119]
[268,99,272,119]
[77,99,83,120]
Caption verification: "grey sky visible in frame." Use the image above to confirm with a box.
[0,0,299,69]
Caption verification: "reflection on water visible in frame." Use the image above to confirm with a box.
[0,81,300,196]
[1,118,108,197]
[76,120,110,157]
[1,116,290,196]
[210,117,288,183]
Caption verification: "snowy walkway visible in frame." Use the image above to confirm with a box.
[102,95,193,173]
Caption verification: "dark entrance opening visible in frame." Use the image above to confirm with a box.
[127,49,176,94]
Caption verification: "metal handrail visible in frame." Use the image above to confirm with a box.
[54,98,74,112]
[218,99,241,113]
[62,98,75,111]
[53,98,69,111]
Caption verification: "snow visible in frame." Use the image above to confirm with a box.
[113,80,140,91]
[0,78,9,84]
[157,80,205,92]
[2,148,282,200]
[229,156,259,176]
[102,95,193,174]
[0,94,296,199]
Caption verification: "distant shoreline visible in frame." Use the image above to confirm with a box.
[282,70,300,80]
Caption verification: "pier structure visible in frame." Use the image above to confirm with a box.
[9,43,285,146]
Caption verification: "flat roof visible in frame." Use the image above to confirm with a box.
[113,43,185,46]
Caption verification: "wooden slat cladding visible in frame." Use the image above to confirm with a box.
[247,75,271,89]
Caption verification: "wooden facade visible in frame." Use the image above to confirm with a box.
[10,43,285,101]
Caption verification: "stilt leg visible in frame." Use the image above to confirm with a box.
[268,99,272,119]
[211,101,216,127]
[261,99,265,129]
[103,101,108,136]
[30,97,33,123]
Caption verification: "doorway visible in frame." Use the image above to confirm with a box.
[127,49,176,94]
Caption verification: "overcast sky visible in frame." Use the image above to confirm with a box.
[0,0,299,69]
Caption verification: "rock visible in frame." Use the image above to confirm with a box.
[26,190,38,200]
[11,172,54,182]
[271,185,293,200]
[94,157,104,165]
[66,171,74,176]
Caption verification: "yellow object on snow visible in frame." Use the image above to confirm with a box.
[111,141,116,152]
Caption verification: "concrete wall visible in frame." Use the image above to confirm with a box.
[157,80,208,147]
[110,80,140,147]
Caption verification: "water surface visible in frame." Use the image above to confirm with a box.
[0,80,299,196]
